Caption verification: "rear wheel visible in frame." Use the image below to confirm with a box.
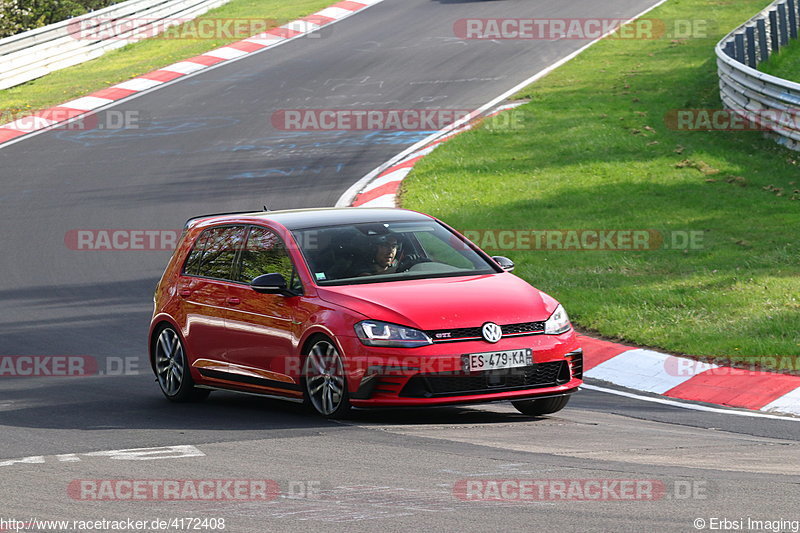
[511,395,570,416]
[153,326,209,402]
[303,339,351,419]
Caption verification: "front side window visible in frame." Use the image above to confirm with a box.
[292,221,497,285]
[237,227,300,291]
[184,225,246,281]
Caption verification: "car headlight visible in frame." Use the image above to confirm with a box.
[355,320,433,347]
[544,304,571,335]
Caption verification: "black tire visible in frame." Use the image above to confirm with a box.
[511,395,570,416]
[152,326,209,403]
[302,338,352,419]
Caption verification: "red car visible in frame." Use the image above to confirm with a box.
[149,208,582,418]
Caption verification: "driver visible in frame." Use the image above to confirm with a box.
[355,232,431,276]
[359,233,400,275]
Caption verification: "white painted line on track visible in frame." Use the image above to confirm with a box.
[0,445,205,468]
[582,384,800,422]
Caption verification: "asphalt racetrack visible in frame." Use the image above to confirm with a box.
[1,0,798,531]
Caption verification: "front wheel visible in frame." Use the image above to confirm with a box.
[153,326,209,402]
[511,395,570,416]
[303,339,351,419]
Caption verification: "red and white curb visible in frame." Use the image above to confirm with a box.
[0,0,384,147]
[579,335,800,416]
[342,103,800,419]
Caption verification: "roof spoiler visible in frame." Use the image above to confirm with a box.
[182,207,270,229]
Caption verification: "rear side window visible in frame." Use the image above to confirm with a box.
[183,225,246,280]
[237,227,296,286]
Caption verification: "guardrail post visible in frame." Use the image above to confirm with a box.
[770,9,781,51]
[779,3,789,45]
[789,0,798,38]
[745,26,758,67]
[794,0,800,33]
[724,41,735,59]
[734,33,746,63]
[757,19,769,62]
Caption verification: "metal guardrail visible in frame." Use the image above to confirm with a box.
[716,0,800,150]
[0,0,232,91]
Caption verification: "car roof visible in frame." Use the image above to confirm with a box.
[188,207,433,231]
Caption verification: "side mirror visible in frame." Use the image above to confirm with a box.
[251,273,296,296]
[491,256,515,272]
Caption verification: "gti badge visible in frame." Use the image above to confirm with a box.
[481,322,502,343]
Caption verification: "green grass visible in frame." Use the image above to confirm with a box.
[760,36,800,80]
[0,0,333,114]
[400,0,800,369]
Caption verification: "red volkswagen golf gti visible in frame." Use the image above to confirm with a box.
[149,208,582,418]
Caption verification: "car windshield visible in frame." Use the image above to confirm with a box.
[292,220,497,285]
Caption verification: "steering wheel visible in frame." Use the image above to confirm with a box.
[395,253,431,273]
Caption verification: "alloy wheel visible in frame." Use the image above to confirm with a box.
[304,340,348,416]
[155,328,185,397]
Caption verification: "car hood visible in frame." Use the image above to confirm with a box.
[315,273,559,331]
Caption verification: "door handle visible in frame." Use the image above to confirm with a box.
[179,288,192,297]
[227,297,241,305]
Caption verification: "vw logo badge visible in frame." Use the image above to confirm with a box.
[481,322,502,343]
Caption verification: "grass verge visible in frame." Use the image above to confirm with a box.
[0,0,333,114]
[760,37,800,81]
[400,0,800,369]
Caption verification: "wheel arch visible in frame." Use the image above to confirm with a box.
[148,316,183,373]
[299,326,344,357]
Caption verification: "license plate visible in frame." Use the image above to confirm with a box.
[463,349,532,372]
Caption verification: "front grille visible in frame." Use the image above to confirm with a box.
[503,321,546,335]
[399,361,565,398]
[427,321,546,342]
[430,326,482,340]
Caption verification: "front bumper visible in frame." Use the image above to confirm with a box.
[336,331,582,407]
